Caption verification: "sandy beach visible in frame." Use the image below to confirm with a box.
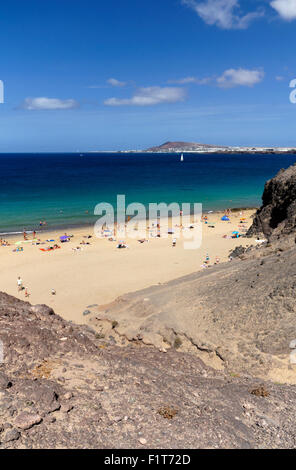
[0,210,258,323]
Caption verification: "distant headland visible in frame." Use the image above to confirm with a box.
[119,141,296,155]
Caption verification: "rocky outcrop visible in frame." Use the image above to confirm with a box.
[89,241,296,385]
[1,292,296,449]
[248,164,296,239]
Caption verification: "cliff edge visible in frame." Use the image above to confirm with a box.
[248,163,296,239]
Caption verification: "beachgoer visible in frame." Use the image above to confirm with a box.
[17,276,23,291]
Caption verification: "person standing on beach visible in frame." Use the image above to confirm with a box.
[17,276,23,292]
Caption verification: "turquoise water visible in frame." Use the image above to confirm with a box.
[0,152,295,234]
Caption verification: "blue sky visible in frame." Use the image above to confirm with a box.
[0,0,296,151]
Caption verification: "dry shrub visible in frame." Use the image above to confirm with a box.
[30,359,61,379]
[158,405,178,420]
[174,337,182,349]
[250,385,270,398]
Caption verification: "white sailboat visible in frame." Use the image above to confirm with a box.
[180,153,184,162]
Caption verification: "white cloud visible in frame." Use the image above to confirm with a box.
[270,0,296,20]
[217,68,264,88]
[107,78,127,87]
[168,76,212,85]
[22,97,79,110]
[88,85,106,89]
[104,86,186,106]
[181,0,264,29]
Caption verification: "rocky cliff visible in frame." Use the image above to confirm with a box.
[1,292,296,449]
[248,163,296,239]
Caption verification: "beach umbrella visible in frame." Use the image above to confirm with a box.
[221,216,230,221]
[60,235,69,241]
[232,231,239,235]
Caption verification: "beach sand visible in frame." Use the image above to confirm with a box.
[0,210,258,323]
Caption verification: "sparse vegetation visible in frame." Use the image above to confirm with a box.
[174,336,182,349]
[30,359,61,379]
[158,405,178,420]
[95,333,105,339]
[250,385,270,398]
[229,371,240,378]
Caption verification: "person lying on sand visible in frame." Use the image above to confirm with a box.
[32,239,42,245]
[117,242,128,249]
[40,245,60,252]
[13,247,24,253]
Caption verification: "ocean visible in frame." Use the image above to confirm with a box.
[0,152,295,234]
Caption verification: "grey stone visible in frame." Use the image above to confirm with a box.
[15,413,42,430]
[2,428,20,443]
[0,372,12,390]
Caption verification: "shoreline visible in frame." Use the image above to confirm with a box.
[0,206,258,238]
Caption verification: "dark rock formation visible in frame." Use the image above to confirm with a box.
[1,292,296,449]
[248,164,296,239]
[229,245,253,258]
